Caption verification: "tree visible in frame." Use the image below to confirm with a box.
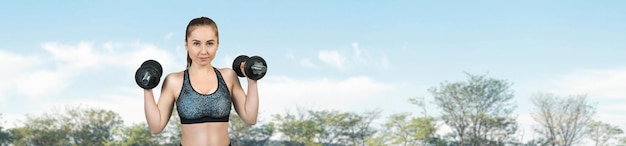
[106,107,181,146]
[409,96,441,145]
[523,137,550,146]
[431,73,518,145]
[5,105,124,146]
[586,120,623,146]
[531,93,596,146]
[310,110,375,145]
[0,113,12,145]
[14,113,71,145]
[229,112,274,146]
[106,123,159,146]
[273,110,320,145]
[345,110,380,145]
[271,108,380,146]
[61,106,124,145]
[304,109,379,145]
[381,113,437,146]
[619,136,626,145]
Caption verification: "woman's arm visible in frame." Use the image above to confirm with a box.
[224,69,259,125]
[144,73,178,134]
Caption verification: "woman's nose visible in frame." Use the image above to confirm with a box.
[200,45,210,54]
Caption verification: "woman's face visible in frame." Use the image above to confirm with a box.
[186,26,219,67]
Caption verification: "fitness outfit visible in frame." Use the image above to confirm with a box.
[176,68,233,146]
[177,68,232,124]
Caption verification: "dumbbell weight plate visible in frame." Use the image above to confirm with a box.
[232,55,250,77]
[135,60,163,89]
[244,56,267,80]
[141,60,163,76]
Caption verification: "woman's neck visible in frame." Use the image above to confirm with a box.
[188,63,214,75]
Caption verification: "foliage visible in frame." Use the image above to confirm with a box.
[431,73,518,145]
[586,120,624,146]
[531,93,596,146]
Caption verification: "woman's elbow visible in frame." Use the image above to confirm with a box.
[244,119,257,125]
[149,126,164,134]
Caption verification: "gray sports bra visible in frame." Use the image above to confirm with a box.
[176,68,231,124]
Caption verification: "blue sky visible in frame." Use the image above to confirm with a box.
[1,0,625,143]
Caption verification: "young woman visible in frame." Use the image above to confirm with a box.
[144,16,259,146]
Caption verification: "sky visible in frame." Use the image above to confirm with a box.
[1,0,625,144]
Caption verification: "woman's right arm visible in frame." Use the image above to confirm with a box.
[144,73,178,134]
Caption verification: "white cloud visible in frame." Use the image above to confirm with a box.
[257,75,394,119]
[550,68,626,99]
[16,70,71,98]
[100,41,179,71]
[318,50,344,70]
[0,50,41,103]
[18,87,160,127]
[5,74,396,128]
[42,42,100,69]
[0,41,179,100]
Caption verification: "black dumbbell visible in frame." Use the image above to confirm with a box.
[232,55,250,77]
[232,55,267,80]
[135,60,163,89]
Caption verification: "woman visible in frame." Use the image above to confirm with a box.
[144,16,259,146]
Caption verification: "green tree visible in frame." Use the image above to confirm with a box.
[273,110,321,145]
[531,93,596,146]
[586,120,623,146]
[345,110,380,145]
[309,110,364,145]
[107,107,180,146]
[16,113,71,145]
[431,73,518,145]
[382,113,437,146]
[307,109,379,145]
[0,113,12,145]
[5,105,124,146]
[61,106,124,145]
[523,137,549,146]
[108,123,159,146]
[272,109,380,146]
[229,112,274,146]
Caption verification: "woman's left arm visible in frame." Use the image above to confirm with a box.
[223,68,259,125]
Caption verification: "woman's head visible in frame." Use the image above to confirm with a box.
[185,17,219,68]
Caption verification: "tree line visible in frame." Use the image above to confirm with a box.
[1,73,625,146]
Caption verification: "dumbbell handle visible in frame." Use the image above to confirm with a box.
[250,62,267,75]
[141,72,152,86]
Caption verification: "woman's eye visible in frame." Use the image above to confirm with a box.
[208,42,214,46]
[193,42,200,46]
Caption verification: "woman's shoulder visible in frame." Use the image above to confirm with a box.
[217,68,237,80]
[217,67,235,74]
[163,71,185,84]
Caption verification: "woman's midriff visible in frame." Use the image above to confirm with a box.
[180,122,230,146]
